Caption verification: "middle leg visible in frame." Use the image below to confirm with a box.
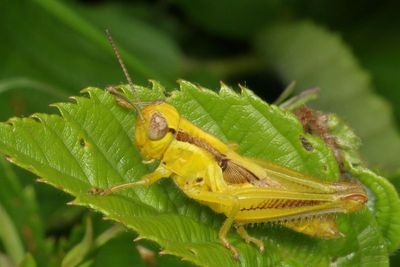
[235,224,265,253]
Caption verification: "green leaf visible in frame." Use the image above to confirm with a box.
[0,158,51,266]
[256,21,400,171]
[0,253,15,267]
[1,0,180,86]
[62,217,93,267]
[0,0,181,120]
[0,200,24,264]
[91,233,146,267]
[321,5,400,123]
[175,0,284,39]
[327,115,400,252]
[19,254,37,267]
[0,81,398,266]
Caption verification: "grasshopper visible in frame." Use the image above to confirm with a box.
[90,31,368,259]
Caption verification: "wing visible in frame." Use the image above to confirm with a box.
[248,157,366,195]
[221,159,251,184]
[223,152,366,197]
[221,159,282,187]
[249,157,337,193]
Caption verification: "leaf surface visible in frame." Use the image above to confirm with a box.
[0,82,398,266]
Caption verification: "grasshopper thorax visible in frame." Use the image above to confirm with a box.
[135,101,180,160]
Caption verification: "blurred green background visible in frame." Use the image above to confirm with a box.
[1,0,400,266]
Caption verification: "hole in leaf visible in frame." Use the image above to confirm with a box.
[299,135,314,151]
[322,165,328,172]
[79,138,86,147]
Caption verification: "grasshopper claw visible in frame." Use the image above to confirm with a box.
[236,225,264,253]
[88,187,109,196]
[226,243,240,260]
[220,237,240,260]
[232,249,240,260]
[257,241,265,253]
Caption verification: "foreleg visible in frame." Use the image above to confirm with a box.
[89,166,171,195]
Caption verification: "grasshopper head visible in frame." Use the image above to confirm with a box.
[104,32,180,161]
[135,102,180,160]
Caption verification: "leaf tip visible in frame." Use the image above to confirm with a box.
[29,113,44,123]
[68,96,77,103]
[48,102,64,110]
[134,236,145,242]
[219,81,236,96]
[4,155,14,163]
[67,199,76,206]
[80,87,99,96]
[5,119,15,126]
[149,80,165,93]
[102,216,113,221]
[36,177,45,183]
[177,79,196,92]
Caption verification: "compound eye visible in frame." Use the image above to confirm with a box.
[147,112,168,140]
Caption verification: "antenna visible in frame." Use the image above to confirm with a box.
[105,29,143,118]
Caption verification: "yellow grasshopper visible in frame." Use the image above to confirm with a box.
[91,31,368,259]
